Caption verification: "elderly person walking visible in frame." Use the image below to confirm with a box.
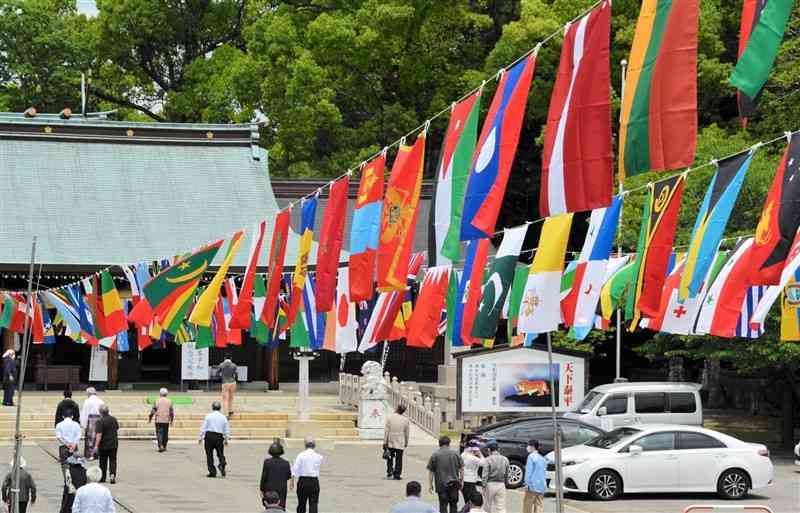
[481,441,509,513]
[260,441,292,508]
[383,404,410,480]
[79,387,104,458]
[148,388,174,452]
[55,410,81,480]
[219,355,238,417]
[72,466,115,513]
[93,405,119,484]
[2,349,17,407]
[2,457,36,513]
[291,436,323,513]
[199,401,230,478]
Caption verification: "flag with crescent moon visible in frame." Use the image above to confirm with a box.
[189,231,245,327]
[128,240,224,328]
[471,225,528,339]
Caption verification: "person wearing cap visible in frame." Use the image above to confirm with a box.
[218,355,238,417]
[2,349,17,407]
[54,387,79,428]
[79,387,105,458]
[2,457,36,513]
[460,440,484,506]
[260,441,292,508]
[426,436,463,513]
[148,387,174,452]
[481,440,509,513]
[523,440,546,513]
[291,436,323,513]
[199,401,230,478]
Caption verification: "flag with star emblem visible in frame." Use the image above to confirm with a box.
[471,225,528,339]
[407,265,451,348]
[189,231,245,327]
[626,174,685,328]
[518,213,573,334]
[680,150,754,300]
[695,238,756,337]
[750,134,800,284]
[349,154,385,301]
[263,209,290,328]
[749,225,800,330]
[430,92,481,265]
[128,240,224,329]
[378,134,426,292]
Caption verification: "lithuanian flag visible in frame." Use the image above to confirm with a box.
[619,0,699,179]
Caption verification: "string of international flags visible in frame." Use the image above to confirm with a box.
[4,0,800,354]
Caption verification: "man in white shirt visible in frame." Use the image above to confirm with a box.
[56,412,82,490]
[72,466,115,513]
[79,387,105,458]
[199,401,230,478]
[291,436,323,513]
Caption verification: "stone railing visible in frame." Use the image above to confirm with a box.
[338,372,442,437]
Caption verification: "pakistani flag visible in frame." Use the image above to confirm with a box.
[471,225,528,339]
[429,92,481,265]
[505,264,529,344]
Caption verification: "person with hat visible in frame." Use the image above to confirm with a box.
[460,440,484,506]
[2,349,17,407]
[260,441,292,508]
[2,457,36,513]
[481,440,509,513]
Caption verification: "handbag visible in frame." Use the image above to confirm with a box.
[382,446,391,460]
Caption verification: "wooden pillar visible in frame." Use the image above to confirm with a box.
[268,346,279,390]
[107,349,118,389]
[3,330,14,352]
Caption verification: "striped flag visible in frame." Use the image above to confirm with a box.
[231,220,267,329]
[316,177,349,311]
[189,231,245,327]
[287,198,318,326]
[263,209,291,328]
[456,239,491,346]
[407,265,451,348]
[349,155,385,301]
[736,286,765,338]
[540,1,612,216]
[749,226,800,330]
[735,0,769,123]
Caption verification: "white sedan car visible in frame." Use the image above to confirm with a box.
[546,425,773,501]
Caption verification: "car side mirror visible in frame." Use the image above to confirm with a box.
[628,445,643,457]
[597,406,607,417]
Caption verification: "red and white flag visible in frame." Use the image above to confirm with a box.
[695,239,755,337]
[407,265,451,348]
[316,177,349,312]
[540,0,612,217]
[230,220,267,329]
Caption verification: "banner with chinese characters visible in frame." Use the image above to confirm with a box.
[455,346,585,415]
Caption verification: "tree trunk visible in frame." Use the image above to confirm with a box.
[668,356,685,382]
[704,358,725,409]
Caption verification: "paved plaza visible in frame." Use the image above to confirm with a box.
[0,441,797,513]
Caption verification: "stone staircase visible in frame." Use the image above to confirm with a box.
[0,392,359,441]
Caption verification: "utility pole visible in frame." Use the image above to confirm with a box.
[546,333,563,513]
[616,59,628,380]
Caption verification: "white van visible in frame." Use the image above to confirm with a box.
[563,382,703,430]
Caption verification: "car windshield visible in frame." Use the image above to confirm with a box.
[574,391,603,413]
[584,427,641,449]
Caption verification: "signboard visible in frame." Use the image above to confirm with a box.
[181,343,209,380]
[457,346,585,414]
[89,346,108,382]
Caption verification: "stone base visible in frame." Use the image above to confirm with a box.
[358,427,385,440]
[437,364,457,386]
[287,420,328,439]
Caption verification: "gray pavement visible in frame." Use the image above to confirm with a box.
[0,442,796,513]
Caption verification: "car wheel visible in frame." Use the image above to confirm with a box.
[717,469,750,500]
[588,469,622,501]
[505,460,525,489]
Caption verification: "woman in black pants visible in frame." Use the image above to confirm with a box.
[260,441,292,508]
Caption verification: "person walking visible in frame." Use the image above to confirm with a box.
[79,387,104,458]
[460,440,483,505]
[93,405,119,484]
[426,436,463,513]
[291,436,322,513]
[71,466,115,513]
[262,491,285,512]
[260,441,292,508]
[55,411,81,479]
[148,388,174,452]
[2,457,36,513]
[199,401,230,478]
[481,441,509,513]
[389,481,436,513]
[383,404,410,480]
[59,454,86,513]
[54,387,80,427]
[218,355,238,417]
[522,440,546,513]
[2,350,17,407]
